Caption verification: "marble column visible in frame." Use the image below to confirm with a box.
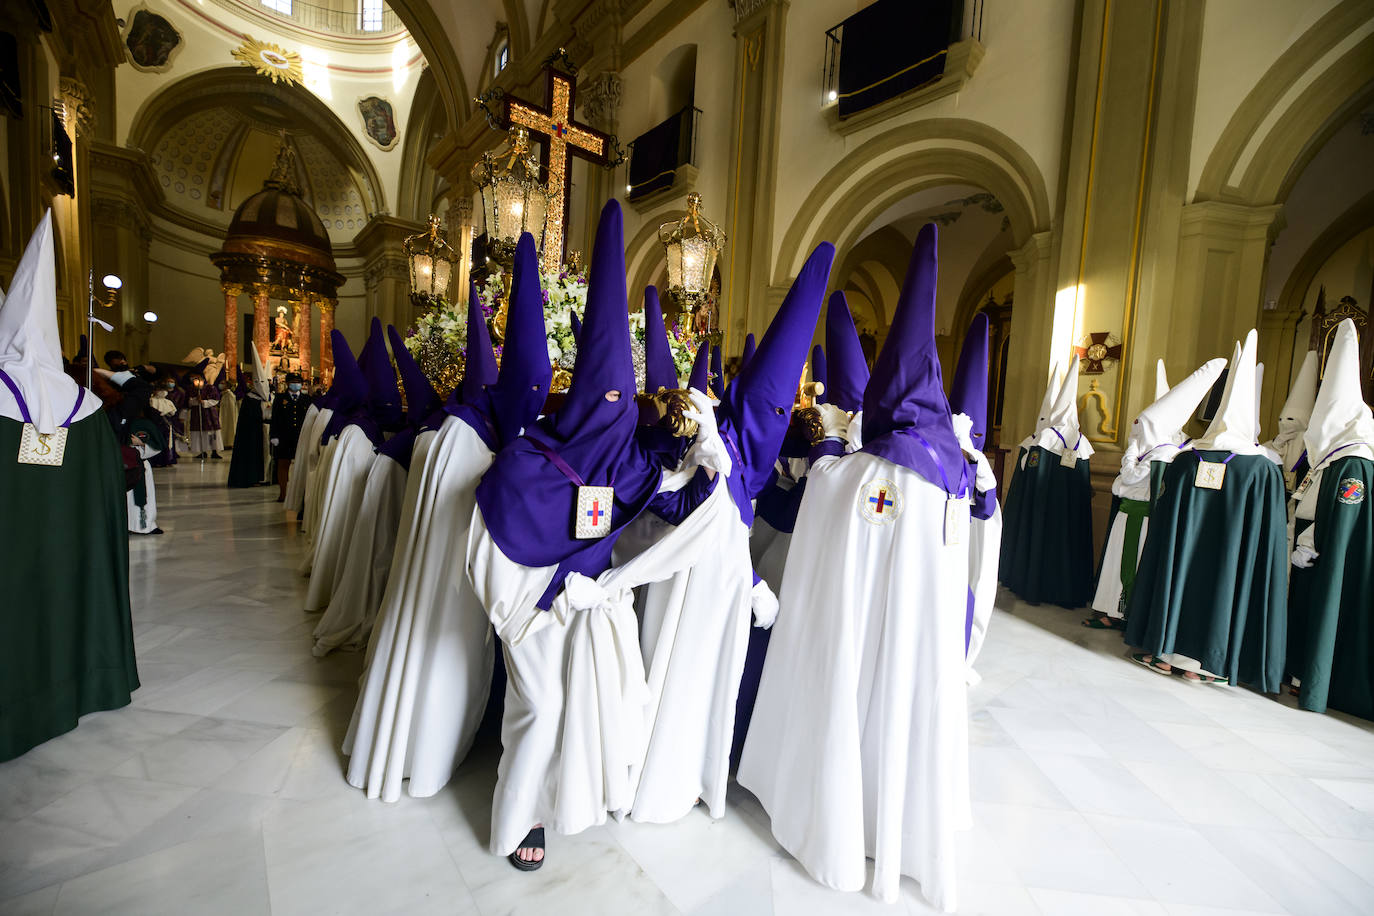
[296,298,312,381]
[319,299,336,385]
[252,285,271,368]
[222,284,242,380]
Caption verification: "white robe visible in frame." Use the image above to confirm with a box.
[466,478,732,856]
[343,418,499,802]
[220,389,239,448]
[749,457,810,595]
[126,442,158,534]
[284,404,324,513]
[312,451,408,656]
[300,426,375,608]
[737,452,970,911]
[965,502,1002,677]
[630,477,754,823]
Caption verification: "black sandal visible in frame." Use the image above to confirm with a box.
[508,827,545,872]
[1082,615,1122,630]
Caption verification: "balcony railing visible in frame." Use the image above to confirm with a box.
[245,0,403,38]
[626,105,701,201]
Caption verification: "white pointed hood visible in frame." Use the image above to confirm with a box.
[249,343,271,402]
[0,211,100,434]
[1264,350,1318,470]
[1303,319,1374,474]
[1194,329,1265,455]
[1155,360,1169,401]
[1036,356,1093,457]
[1129,357,1227,458]
[1019,360,1063,451]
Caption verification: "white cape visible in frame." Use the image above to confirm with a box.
[630,478,754,823]
[127,442,158,534]
[312,451,408,656]
[737,452,970,911]
[343,417,497,801]
[220,389,239,448]
[466,478,733,856]
[965,502,1002,676]
[300,425,374,607]
[284,404,324,513]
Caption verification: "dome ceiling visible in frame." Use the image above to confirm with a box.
[150,104,369,244]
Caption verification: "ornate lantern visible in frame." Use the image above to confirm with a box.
[658,193,726,337]
[404,215,457,306]
[470,127,552,266]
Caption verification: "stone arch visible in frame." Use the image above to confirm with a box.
[384,0,472,129]
[126,68,389,217]
[1195,0,1374,204]
[397,68,448,223]
[773,118,1051,286]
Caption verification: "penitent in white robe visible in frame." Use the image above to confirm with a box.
[300,426,375,607]
[749,457,810,595]
[284,404,325,513]
[312,450,408,656]
[466,478,733,856]
[630,477,754,823]
[343,417,497,801]
[737,451,971,911]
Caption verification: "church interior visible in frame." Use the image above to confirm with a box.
[2,0,1374,913]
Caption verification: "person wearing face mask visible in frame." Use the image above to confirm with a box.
[268,370,313,501]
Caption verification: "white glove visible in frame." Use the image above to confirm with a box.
[750,579,779,629]
[270,437,280,446]
[970,449,997,495]
[1292,545,1318,569]
[683,387,732,478]
[951,412,975,453]
[816,403,850,443]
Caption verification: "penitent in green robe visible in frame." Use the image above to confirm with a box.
[999,445,1095,608]
[1124,451,1288,691]
[1288,456,1374,718]
[1,413,139,762]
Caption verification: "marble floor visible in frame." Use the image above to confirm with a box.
[3,462,1374,916]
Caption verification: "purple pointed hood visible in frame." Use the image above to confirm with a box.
[719,241,836,509]
[811,344,828,404]
[710,345,725,399]
[825,291,869,413]
[388,324,440,423]
[642,286,677,393]
[861,223,965,494]
[462,281,499,404]
[322,330,380,444]
[741,333,756,370]
[951,313,990,448]
[455,231,551,450]
[357,316,403,429]
[475,200,662,599]
[569,309,582,343]
[688,339,710,394]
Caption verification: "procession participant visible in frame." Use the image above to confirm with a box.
[1287,319,1374,717]
[1265,350,1319,493]
[267,372,312,500]
[631,242,834,825]
[227,345,272,489]
[183,360,223,460]
[0,212,138,761]
[465,201,728,870]
[738,224,970,911]
[1085,356,1226,628]
[344,235,545,802]
[810,344,827,404]
[741,332,756,371]
[710,344,726,400]
[1124,330,1288,688]
[998,355,1095,607]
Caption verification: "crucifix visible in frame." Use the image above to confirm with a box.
[502,66,612,273]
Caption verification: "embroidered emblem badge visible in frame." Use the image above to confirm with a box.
[1338,478,1366,505]
[574,485,614,538]
[1194,461,1227,490]
[1027,448,1041,468]
[859,478,902,525]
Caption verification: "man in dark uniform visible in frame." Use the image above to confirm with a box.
[269,371,313,502]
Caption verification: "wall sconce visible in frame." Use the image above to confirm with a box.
[97,274,122,308]
[142,310,158,323]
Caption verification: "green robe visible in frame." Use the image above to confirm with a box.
[1124,451,1287,690]
[1288,456,1374,718]
[1,413,139,762]
[999,445,1095,608]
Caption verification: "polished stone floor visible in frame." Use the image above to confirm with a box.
[3,462,1374,915]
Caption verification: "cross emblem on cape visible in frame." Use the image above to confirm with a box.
[869,489,892,514]
[586,499,603,525]
[502,67,611,273]
[1073,332,1123,374]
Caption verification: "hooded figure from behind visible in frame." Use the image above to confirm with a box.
[227,343,273,488]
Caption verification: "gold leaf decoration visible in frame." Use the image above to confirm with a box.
[231,36,304,87]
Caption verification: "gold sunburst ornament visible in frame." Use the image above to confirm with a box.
[231,37,304,87]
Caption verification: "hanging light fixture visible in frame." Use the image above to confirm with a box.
[470,127,552,267]
[659,193,726,336]
[404,215,457,306]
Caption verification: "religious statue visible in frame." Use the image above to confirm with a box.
[272,304,294,353]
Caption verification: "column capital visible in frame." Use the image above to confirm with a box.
[59,76,95,135]
[222,282,245,298]
[579,71,624,133]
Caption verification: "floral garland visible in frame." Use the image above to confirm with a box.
[407,265,697,395]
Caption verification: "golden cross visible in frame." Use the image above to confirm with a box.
[505,68,610,273]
